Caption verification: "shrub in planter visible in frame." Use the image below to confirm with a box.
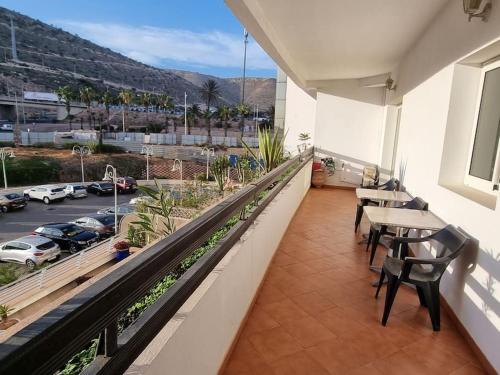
[113,240,130,261]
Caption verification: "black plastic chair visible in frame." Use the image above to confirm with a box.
[375,225,470,331]
[366,197,429,265]
[354,178,398,232]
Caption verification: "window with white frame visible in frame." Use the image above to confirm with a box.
[465,60,500,194]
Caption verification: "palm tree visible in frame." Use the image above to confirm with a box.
[236,103,251,138]
[140,92,153,122]
[266,105,275,128]
[199,79,221,138]
[100,90,114,146]
[118,89,133,132]
[55,86,74,131]
[216,106,231,137]
[158,93,174,133]
[79,86,95,129]
[186,104,201,135]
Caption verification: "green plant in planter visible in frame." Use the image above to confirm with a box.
[0,304,13,323]
[132,179,176,245]
[210,155,230,193]
[298,132,311,142]
[243,128,286,173]
[127,226,146,248]
[236,153,255,185]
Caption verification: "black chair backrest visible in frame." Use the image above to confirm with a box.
[378,178,397,191]
[429,225,470,261]
[402,197,428,211]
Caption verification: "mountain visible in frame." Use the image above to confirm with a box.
[0,7,276,109]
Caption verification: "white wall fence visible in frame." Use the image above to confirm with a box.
[0,238,118,313]
[0,132,13,142]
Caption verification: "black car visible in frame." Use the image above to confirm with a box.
[33,223,99,254]
[0,193,27,212]
[86,182,114,196]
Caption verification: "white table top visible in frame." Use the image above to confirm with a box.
[356,188,412,203]
[363,207,445,231]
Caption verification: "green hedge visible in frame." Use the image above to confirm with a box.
[1,157,62,186]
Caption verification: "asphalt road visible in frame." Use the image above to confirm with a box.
[0,191,138,243]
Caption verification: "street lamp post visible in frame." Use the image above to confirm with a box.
[0,148,15,189]
[172,159,183,198]
[141,145,154,181]
[200,147,214,179]
[184,92,188,136]
[103,164,118,233]
[72,145,91,184]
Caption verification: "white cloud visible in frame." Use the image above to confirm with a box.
[54,20,276,71]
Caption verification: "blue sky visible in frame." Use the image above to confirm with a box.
[0,0,276,78]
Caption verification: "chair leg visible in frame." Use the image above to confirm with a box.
[416,286,427,307]
[381,275,400,326]
[375,268,385,298]
[354,204,363,232]
[366,228,373,251]
[423,282,441,331]
[369,229,381,265]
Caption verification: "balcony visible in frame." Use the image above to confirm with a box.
[221,188,485,375]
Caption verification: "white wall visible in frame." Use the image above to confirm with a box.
[396,65,500,372]
[283,78,317,153]
[126,162,312,375]
[314,90,385,164]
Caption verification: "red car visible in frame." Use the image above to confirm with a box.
[116,177,138,194]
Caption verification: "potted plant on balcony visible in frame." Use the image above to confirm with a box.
[114,240,130,261]
[0,304,17,330]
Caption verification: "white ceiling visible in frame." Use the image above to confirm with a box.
[227,0,449,85]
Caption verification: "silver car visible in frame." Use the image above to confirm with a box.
[64,184,88,199]
[0,235,61,269]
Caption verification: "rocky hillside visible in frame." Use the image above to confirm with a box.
[0,7,275,109]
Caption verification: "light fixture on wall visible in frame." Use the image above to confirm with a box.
[385,77,396,91]
[463,0,492,22]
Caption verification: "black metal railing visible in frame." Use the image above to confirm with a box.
[0,148,313,375]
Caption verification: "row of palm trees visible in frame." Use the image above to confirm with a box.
[55,79,274,139]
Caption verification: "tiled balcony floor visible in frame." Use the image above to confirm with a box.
[221,189,485,375]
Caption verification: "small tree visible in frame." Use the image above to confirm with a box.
[210,155,230,193]
[79,86,95,129]
[56,86,74,131]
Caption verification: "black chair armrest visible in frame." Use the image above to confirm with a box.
[391,236,429,259]
[404,256,448,265]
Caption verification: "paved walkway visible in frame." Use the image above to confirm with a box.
[222,188,485,375]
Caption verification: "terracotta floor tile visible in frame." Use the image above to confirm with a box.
[280,315,336,348]
[260,298,309,324]
[223,189,484,375]
[290,291,336,316]
[247,326,302,363]
[269,351,330,375]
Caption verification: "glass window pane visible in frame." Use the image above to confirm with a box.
[469,67,500,181]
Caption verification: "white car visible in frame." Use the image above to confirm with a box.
[24,185,66,204]
[129,196,154,205]
[0,123,13,131]
[0,235,61,269]
[64,184,88,199]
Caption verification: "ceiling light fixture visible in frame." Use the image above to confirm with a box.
[463,0,492,22]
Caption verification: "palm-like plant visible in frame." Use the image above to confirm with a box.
[216,106,231,137]
[99,90,114,146]
[236,103,251,138]
[140,92,153,122]
[199,79,221,138]
[118,89,133,132]
[79,86,95,129]
[266,105,275,128]
[56,86,74,131]
[158,93,174,133]
[242,128,286,173]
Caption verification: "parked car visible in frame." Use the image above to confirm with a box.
[86,182,114,196]
[129,196,154,205]
[0,123,13,131]
[0,193,27,212]
[23,185,66,204]
[97,204,135,218]
[115,177,138,194]
[0,235,60,269]
[70,214,116,238]
[64,184,88,199]
[33,223,99,254]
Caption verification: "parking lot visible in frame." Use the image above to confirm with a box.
[0,191,138,243]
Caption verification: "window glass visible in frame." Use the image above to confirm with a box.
[17,242,31,250]
[4,242,22,250]
[469,67,500,181]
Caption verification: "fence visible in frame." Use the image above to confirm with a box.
[149,133,177,145]
[0,132,13,142]
[21,131,54,145]
[0,238,118,313]
[212,136,238,147]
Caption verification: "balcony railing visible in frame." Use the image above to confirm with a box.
[0,148,313,375]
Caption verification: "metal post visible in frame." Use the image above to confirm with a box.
[241,29,249,105]
[104,165,118,232]
[201,147,214,179]
[141,145,154,181]
[0,148,15,189]
[184,92,188,136]
[72,145,91,185]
